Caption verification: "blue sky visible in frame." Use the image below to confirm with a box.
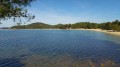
[1,0,120,27]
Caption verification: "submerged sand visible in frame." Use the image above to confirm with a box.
[21,55,120,67]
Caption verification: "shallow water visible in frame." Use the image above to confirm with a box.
[0,30,120,67]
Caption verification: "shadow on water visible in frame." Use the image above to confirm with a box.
[0,58,24,67]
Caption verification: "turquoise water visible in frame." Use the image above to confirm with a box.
[0,30,120,67]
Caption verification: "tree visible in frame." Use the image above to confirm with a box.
[0,0,35,23]
[112,20,120,31]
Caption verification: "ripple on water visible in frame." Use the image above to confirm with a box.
[0,30,120,67]
[0,58,24,67]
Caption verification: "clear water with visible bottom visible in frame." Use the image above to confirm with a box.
[0,30,120,67]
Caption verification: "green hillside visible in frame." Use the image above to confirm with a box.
[11,20,120,31]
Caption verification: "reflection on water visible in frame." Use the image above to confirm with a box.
[0,30,120,67]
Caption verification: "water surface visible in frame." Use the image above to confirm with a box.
[0,30,120,67]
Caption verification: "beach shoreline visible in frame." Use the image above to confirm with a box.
[73,29,120,36]
[53,28,120,36]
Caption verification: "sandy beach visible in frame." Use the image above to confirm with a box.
[80,29,120,36]
[61,28,120,36]
[59,29,120,36]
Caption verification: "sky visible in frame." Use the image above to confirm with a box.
[0,0,120,27]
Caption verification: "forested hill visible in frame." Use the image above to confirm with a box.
[11,22,52,29]
[11,20,120,31]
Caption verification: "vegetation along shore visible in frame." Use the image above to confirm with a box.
[11,20,120,36]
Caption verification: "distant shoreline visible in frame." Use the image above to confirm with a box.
[0,28,120,36]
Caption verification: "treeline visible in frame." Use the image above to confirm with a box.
[11,20,120,31]
[100,20,120,31]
